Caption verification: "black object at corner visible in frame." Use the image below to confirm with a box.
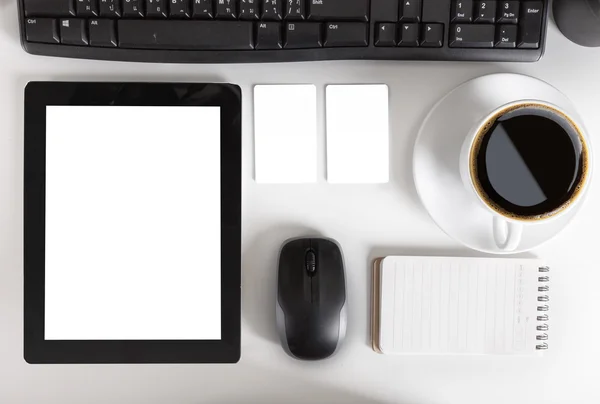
[553,0,600,47]
[24,82,241,364]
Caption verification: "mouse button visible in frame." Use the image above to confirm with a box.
[313,242,346,306]
[279,239,311,281]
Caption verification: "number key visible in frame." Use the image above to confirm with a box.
[475,1,496,23]
[498,1,519,24]
[285,0,305,20]
[452,0,473,23]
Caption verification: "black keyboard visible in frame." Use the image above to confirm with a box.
[19,0,549,63]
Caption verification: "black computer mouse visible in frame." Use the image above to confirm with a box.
[276,238,347,360]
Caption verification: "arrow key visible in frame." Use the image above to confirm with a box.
[398,23,419,47]
[421,23,443,47]
[399,0,422,22]
[375,23,397,46]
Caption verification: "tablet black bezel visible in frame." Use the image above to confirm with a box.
[24,82,241,364]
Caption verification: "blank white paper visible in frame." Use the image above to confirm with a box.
[326,85,389,183]
[44,106,222,340]
[254,85,317,183]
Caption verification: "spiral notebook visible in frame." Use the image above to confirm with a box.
[372,256,550,355]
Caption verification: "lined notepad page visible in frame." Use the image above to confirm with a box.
[378,257,545,355]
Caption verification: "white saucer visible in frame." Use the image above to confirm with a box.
[413,74,585,254]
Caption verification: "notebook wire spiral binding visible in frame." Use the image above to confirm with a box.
[536,266,550,350]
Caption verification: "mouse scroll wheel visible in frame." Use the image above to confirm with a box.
[305,250,317,274]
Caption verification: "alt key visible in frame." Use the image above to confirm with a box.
[89,19,117,47]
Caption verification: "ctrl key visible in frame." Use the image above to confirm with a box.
[25,18,60,44]
[324,23,368,47]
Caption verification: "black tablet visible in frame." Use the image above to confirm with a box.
[24,82,241,364]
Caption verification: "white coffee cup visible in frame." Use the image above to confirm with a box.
[459,99,592,252]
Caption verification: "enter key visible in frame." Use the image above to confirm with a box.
[518,1,544,48]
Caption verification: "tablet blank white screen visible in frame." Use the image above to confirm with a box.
[44,106,221,340]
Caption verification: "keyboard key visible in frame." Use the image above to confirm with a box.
[60,18,88,45]
[375,23,396,46]
[399,0,422,22]
[398,22,419,46]
[239,0,259,20]
[449,24,494,47]
[256,22,282,49]
[308,0,369,22]
[475,1,496,23]
[216,0,238,19]
[371,0,399,22]
[118,20,255,49]
[122,0,144,17]
[77,0,99,17]
[99,0,121,17]
[451,0,473,23]
[146,0,167,18]
[262,0,283,20]
[24,0,75,17]
[285,0,305,20]
[421,23,443,47]
[495,24,517,47]
[89,19,117,46]
[324,22,368,47]
[25,18,60,44]
[170,0,191,17]
[498,1,519,23]
[284,22,322,48]
[193,0,213,18]
[518,1,543,48]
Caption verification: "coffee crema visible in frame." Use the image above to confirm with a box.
[469,103,589,222]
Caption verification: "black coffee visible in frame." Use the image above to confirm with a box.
[472,105,588,220]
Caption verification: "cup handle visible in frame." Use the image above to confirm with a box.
[493,216,523,252]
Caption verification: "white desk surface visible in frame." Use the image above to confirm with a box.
[2,2,600,403]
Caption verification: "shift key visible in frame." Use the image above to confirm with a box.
[308,0,369,21]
